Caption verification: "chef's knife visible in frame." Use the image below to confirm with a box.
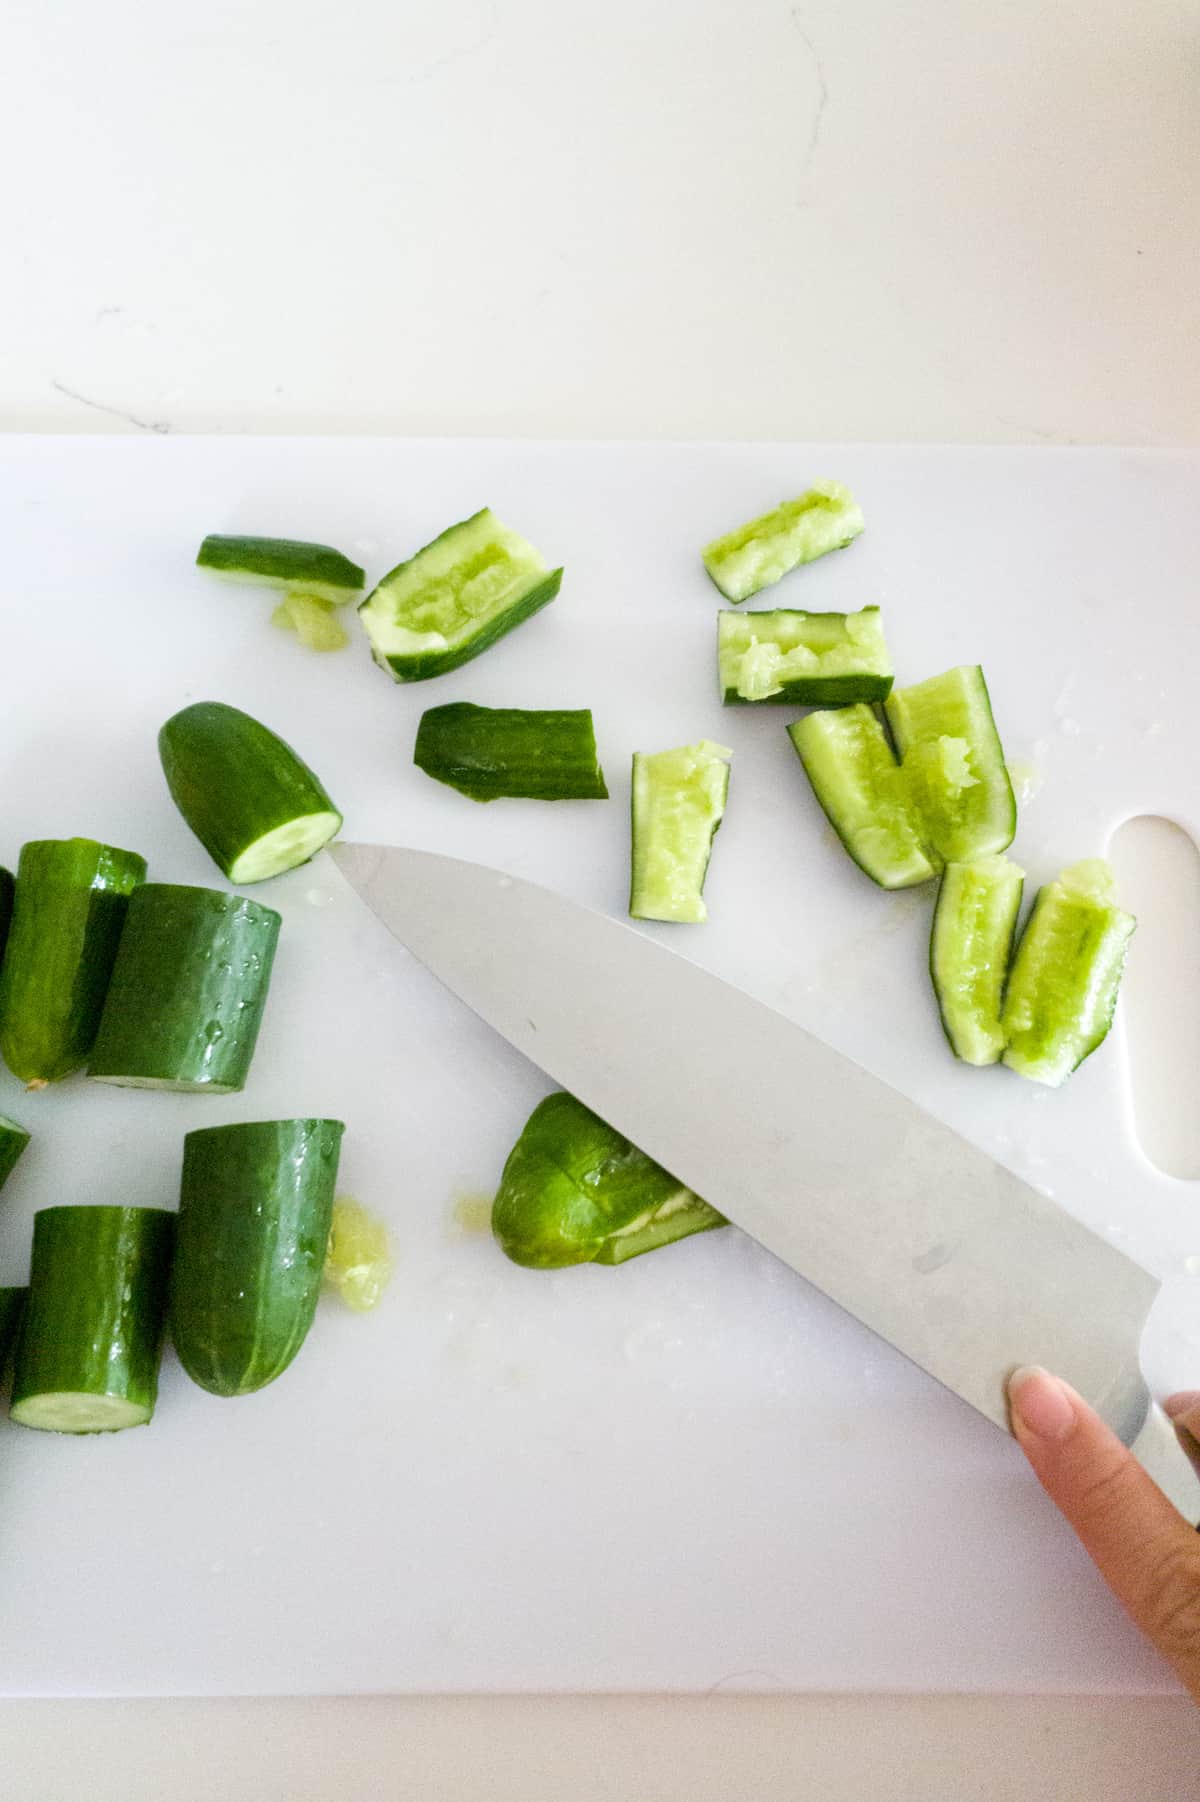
[332,841,1196,1513]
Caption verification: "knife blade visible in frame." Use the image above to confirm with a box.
[331,840,1196,1513]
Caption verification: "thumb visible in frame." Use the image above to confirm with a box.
[1008,1365,1200,1702]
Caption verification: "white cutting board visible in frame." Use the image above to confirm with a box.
[0,438,1195,1699]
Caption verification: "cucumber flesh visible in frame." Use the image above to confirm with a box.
[159,701,342,884]
[413,702,608,802]
[358,509,562,682]
[701,481,865,603]
[0,1114,30,1190]
[885,666,1015,862]
[197,534,365,604]
[630,741,731,924]
[930,856,1025,1065]
[324,1198,393,1312]
[10,1205,174,1433]
[271,594,351,651]
[88,884,280,1093]
[788,707,938,890]
[718,606,892,704]
[1002,860,1136,1087]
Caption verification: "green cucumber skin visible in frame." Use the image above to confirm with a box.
[368,569,563,683]
[723,673,893,706]
[0,1114,30,1190]
[197,535,365,594]
[0,1287,26,1375]
[11,1208,175,1427]
[788,709,938,891]
[0,839,148,1086]
[171,1118,345,1396]
[159,702,342,881]
[413,703,609,802]
[88,885,281,1093]
[0,866,13,965]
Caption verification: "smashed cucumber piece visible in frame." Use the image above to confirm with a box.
[788,706,937,890]
[701,481,865,603]
[324,1198,393,1312]
[930,856,1025,1065]
[718,606,892,704]
[492,1092,726,1269]
[271,593,350,652]
[885,666,1015,863]
[197,535,365,605]
[630,740,731,924]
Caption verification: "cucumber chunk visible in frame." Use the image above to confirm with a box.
[271,593,351,651]
[788,706,938,889]
[413,702,608,802]
[701,481,865,603]
[718,606,892,704]
[0,1114,30,1191]
[0,1287,26,1374]
[358,508,562,682]
[197,534,365,604]
[930,856,1026,1065]
[885,666,1015,862]
[630,741,732,924]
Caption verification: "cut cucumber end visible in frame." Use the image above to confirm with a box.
[10,1391,152,1433]
[228,810,342,884]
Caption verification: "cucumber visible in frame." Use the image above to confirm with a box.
[1002,860,1136,1087]
[629,741,732,924]
[0,838,147,1088]
[358,509,562,682]
[324,1198,393,1312]
[0,1114,30,1191]
[788,706,938,890]
[413,702,609,802]
[159,701,342,884]
[0,1287,26,1375]
[885,666,1015,862]
[270,593,350,651]
[718,606,892,704]
[171,1118,345,1396]
[88,884,281,1093]
[930,856,1025,1065]
[0,865,13,964]
[197,534,365,604]
[701,481,865,603]
[10,1207,175,1432]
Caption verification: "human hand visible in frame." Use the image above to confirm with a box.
[1008,1367,1200,1702]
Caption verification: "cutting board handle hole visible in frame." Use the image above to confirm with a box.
[1108,815,1200,1182]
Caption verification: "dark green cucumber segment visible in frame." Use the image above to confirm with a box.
[492,1092,726,1269]
[10,1207,175,1432]
[358,508,562,682]
[0,1287,26,1375]
[0,1114,30,1190]
[171,1118,345,1396]
[197,534,365,604]
[885,666,1016,862]
[718,607,893,705]
[788,707,938,890]
[88,885,280,1094]
[0,838,147,1088]
[413,702,609,802]
[1002,860,1136,1087]
[159,701,342,884]
[931,857,1025,1065]
[701,481,865,603]
[629,741,732,924]
[0,866,13,965]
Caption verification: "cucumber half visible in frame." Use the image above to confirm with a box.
[413,702,608,802]
[885,666,1015,863]
[930,856,1025,1065]
[630,741,731,924]
[788,706,938,890]
[197,534,365,604]
[701,481,865,603]
[718,606,892,704]
[159,701,342,883]
[358,508,562,682]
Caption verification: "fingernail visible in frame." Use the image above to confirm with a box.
[1008,1365,1078,1443]
[1164,1391,1200,1430]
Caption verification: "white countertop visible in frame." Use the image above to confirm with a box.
[2,0,1198,1791]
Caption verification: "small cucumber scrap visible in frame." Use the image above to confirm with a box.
[358,508,562,682]
[0,1114,30,1191]
[0,866,13,963]
[885,666,1015,862]
[413,702,608,802]
[10,1206,175,1433]
[197,534,365,605]
[270,593,350,652]
[788,706,937,890]
[701,481,865,603]
[0,838,148,1088]
[324,1198,393,1312]
[0,1287,26,1374]
[159,700,342,884]
[88,884,280,1093]
[171,1118,345,1396]
[930,856,1025,1065]
[493,1092,726,1268]
[718,606,892,704]
[630,740,731,924]
[1002,860,1136,1087]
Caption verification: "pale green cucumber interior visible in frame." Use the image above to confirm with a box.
[885,666,1014,860]
[932,856,1024,1065]
[1002,866,1135,1086]
[11,1391,151,1433]
[631,742,731,923]
[361,510,549,658]
[228,810,341,883]
[204,566,360,606]
[719,607,888,700]
[791,708,936,889]
[702,482,864,601]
